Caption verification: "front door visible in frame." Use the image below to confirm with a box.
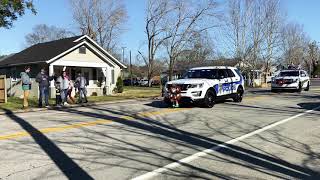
[82,68,90,86]
[217,69,230,96]
[300,71,308,88]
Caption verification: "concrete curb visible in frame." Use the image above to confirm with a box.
[0,97,160,115]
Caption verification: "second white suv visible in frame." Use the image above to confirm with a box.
[164,66,245,108]
[271,70,310,92]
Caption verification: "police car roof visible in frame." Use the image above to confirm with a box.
[189,66,236,70]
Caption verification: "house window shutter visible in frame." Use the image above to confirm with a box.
[111,69,115,84]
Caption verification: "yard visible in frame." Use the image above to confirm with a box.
[0,86,161,111]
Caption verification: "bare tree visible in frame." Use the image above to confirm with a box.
[69,0,127,54]
[280,22,309,66]
[260,0,282,82]
[163,0,220,80]
[143,0,172,86]
[25,24,73,46]
[226,0,253,71]
[307,41,319,76]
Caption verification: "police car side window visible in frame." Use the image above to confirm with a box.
[226,69,235,77]
[218,69,228,79]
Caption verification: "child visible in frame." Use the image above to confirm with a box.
[169,85,181,108]
[54,76,62,106]
[67,80,75,104]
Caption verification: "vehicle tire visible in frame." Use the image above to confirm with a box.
[203,90,216,108]
[233,87,244,102]
[271,88,278,93]
[304,82,310,91]
[297,82,302,93]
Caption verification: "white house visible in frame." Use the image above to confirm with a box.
[0,35,126,98]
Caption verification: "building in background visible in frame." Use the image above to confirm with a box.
[0,35,126,98]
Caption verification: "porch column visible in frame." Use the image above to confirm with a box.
[102,67,110,95]
[49,64,54,87]
[49,64,55,98]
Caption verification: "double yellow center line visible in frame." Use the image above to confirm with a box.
[0,108,187,141]
[0,95,270,141]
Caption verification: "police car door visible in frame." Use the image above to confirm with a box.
[217,69,229,96]
[300,71,308,88]
[226,69,237,94]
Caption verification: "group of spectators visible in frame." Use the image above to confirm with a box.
[20,66,88,109]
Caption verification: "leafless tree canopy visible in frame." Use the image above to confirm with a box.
[25,24,74,46]
[141,0,220,82]
[280,22,309,66]
[163,0,220,80]
[140,0,171,86]
[69,0,128,54]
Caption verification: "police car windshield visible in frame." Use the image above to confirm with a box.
[185,69,218,79]
[279,71,299,77]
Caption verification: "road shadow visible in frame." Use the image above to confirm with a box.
[1,108,93,180]
[297,102,320,111]
[57,106,320,179]
[247,89,271,94]
[144,99,231,109]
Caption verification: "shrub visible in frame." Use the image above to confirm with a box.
[116,76,124,93]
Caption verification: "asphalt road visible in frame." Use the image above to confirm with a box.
[311,78,320,87]
[0,88,319,180]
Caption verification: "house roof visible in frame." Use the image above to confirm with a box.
[0,35,126,68]
[0,36,82,66]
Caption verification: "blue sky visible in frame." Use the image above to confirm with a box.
[0,0,320,59]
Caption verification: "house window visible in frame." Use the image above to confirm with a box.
[92,68,97,80]
[71,69,76,80]
[79,46,86,54]
[111,69,115,84]
[84,71,89,86]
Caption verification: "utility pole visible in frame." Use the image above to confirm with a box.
[121,46,126,64]
[130,50,133,86]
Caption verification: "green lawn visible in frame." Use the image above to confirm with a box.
[0,86,161,111]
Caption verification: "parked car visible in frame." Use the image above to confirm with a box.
[139,79,149,86]
[123,78,139,86]
[271,70,310,92]
[163,66,245,108]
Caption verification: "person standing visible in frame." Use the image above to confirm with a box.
[61,71,70,106]
[36,68,53,108]
[75,73,88,103]
[54,75,62,106]
[67,80,75,104]
[20,66,32,109]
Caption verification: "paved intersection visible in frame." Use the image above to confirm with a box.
[0,88,319,180]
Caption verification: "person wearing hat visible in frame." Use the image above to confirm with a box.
[20,66,32,109]
[36,68,54,108]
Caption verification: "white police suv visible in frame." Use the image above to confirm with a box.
[164,66,245,108]
[271,70,310,92]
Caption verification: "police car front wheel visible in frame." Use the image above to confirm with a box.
[203,90,216,108]
[233,87,244,102]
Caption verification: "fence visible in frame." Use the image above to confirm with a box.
[0,75,7,103]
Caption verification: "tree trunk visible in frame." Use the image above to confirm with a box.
[168,56,174,81]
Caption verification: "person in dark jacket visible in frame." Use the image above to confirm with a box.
[20,66,32,109]
[75,73,88,103]
[36,68,53,107]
